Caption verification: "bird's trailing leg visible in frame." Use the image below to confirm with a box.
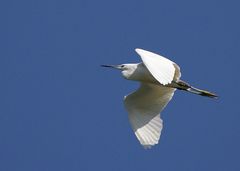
[171,80,218,98]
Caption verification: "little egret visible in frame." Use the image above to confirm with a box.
[102,48,217,148]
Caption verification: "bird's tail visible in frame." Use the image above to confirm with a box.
[175,80,218,98]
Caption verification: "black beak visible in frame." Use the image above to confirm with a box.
[101,65,114,68]
[101,65,120,69]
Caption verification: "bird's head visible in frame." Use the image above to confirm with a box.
[101,64,138,79]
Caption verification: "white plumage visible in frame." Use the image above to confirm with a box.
[124,49,179,148]
[102,48,217,148]
[124,83,175,148]
[135,48,176,85]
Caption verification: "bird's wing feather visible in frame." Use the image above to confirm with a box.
[173,63,181,80]
[135,48,176,85]
[124,83,176,148]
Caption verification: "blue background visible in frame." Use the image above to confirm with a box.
[1,0,240,170]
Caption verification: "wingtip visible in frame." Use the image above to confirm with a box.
[135,48,144,53]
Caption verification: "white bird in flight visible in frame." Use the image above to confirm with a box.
[102,48,217,148]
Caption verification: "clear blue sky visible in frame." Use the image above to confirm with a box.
[1,0,240,170]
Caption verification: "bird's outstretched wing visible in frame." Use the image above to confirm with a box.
[135,48,178,85]
[124,83,176,148]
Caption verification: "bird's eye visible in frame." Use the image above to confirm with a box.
[121,65,124,68]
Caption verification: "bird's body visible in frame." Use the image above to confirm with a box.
[122,63,158,83]
[102,48,217,148]
[121,62,181,87]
